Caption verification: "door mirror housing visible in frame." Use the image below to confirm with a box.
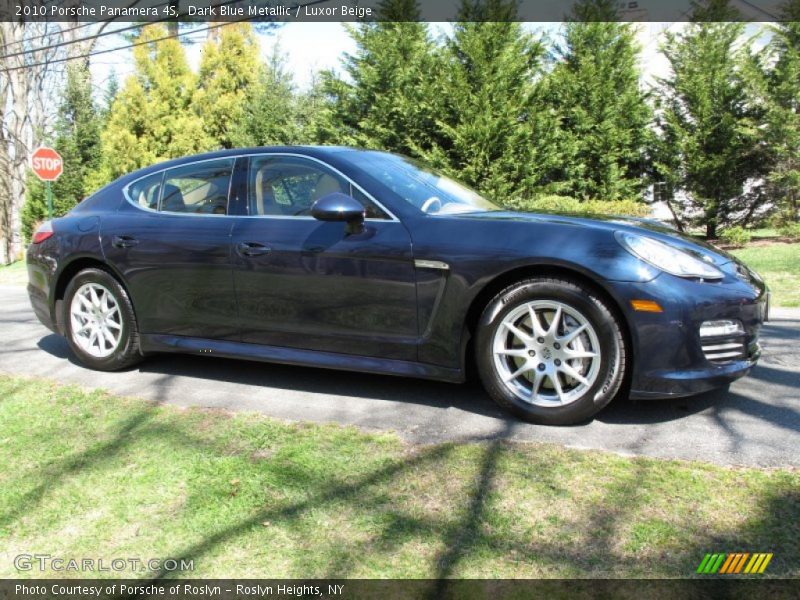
[311,193,366,234]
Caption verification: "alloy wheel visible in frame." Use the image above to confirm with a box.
[492,300,602,406]
[69,282,123,358]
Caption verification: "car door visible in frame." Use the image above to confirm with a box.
[101,157,240,339]
[230,154,418,361]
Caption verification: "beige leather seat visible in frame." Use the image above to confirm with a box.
[254,165,280,215]
[311,174,344,202]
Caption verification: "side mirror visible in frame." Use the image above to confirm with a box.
[311,193,366,233]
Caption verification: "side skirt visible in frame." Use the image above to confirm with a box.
[139,334,465,384]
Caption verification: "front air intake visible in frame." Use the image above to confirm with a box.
[701,338,747,363]
[699,319,747,363]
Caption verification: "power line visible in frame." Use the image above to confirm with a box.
[0,0,174,52]
[1,21,237,70]
[1,23,145,59]
[0,0,244,59]
[0,0,332,71]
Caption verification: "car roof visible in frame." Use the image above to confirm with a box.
[162,145,360,162]
[115,146,372,183]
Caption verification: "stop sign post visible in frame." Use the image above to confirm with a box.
[30,146,63,219]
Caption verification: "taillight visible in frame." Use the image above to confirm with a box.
[32,221,54,244]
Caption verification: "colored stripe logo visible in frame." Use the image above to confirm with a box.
[696,552,773,574]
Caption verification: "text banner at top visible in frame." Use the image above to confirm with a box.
[0,0,792,23]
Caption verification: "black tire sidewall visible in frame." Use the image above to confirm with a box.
[63,268,140,371]
[476,279,624,425]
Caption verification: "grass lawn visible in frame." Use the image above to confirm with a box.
[0,375,797,579]
[748,228,781,239]
[0,260,27,286]
[731,243,800,307]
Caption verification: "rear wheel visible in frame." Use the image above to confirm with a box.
[476,277,626,425]
[63,268,142,371]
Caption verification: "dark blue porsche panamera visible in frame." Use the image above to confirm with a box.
[26,147,768,424]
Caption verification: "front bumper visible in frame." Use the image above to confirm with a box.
[609,263,767,400]
[629,356,758,399]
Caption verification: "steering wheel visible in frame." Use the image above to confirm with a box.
[420,196,442,214]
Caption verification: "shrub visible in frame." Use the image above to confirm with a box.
[506,195,650,218]
[779,222,800,240]
[719,226,752,247]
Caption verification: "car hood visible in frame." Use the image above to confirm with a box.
[449,210,736,266]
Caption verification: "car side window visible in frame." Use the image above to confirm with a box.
[160,159,234,216]
[248,156,389,219]
[128,172,163,210]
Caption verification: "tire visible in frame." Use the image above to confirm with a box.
[63,267,142,371]
[475,277,626,425]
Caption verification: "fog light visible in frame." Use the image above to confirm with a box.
[699,320,744,338]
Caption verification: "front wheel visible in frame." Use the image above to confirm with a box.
[475,277,626,425]
[63,267,143,371]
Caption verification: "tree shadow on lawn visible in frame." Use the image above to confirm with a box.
[2,377,798,585]
[0,373,216,534]
[142,422,797,584]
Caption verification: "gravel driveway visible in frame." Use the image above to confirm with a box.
[1,284,798,467]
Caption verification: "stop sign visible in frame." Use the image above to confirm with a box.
[30,146,63,181]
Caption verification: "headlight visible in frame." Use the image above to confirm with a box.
[615,232,724,280]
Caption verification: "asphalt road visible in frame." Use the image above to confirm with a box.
[1,284,798,467]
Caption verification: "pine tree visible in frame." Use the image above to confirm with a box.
[102,72,119,118]
[88,24,209,190]
[194,23,262,149]
[656,1,768,238]
[313,0,440,155]
[21,61,101,241]
[764,0,800,223]
[412,0,561,204]
[229,43,303,147]
[544,0,651,201]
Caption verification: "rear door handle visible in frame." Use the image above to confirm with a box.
[237,241,271,257]
[112,235,139,248]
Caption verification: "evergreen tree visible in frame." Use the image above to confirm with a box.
[545,0,651,200]
[297,71,332,144]
[194,23,262,149]
[88,24,209,190]
[229,43,303,147]
[313,0,441,155]
[21,62,101,240]
[102,72,119,118]
[764,0,800,223]
[413,0,561,203]
[656,1,768,237]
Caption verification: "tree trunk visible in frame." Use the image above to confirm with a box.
[0,21,102,264]
[0,22,31,264]
[706,222,717,239]
[663,190,685,232]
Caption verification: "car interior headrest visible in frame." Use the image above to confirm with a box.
[161,184,185,212]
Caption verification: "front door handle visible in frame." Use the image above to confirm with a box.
[112,235,139,248]
[237,241,271,257]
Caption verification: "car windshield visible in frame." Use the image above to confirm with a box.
[342,151,499,215]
